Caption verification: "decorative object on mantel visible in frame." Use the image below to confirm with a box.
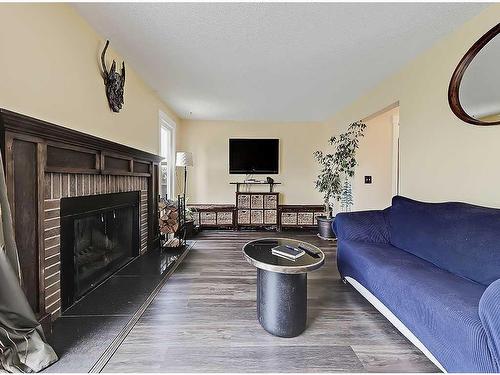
[313,120,366,240]
[176,152,193,196]
[449,23,500,125]
[100,40,126,113]
[0,151,58,372]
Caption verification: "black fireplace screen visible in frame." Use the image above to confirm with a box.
[74,206,135,298]
[60,192,139,310]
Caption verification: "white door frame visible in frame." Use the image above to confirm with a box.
[362,101,400,200]
[159,110,176,199]
[391,113,400,196]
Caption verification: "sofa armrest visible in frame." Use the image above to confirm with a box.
[479,279,500,370]
[333,209,390,243]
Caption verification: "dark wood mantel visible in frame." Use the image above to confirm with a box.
[0,109,162,166]
[0,109,162,330]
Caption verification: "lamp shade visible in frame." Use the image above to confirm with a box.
[176,152,193,167]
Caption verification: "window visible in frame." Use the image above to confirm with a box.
[159,111,176,200]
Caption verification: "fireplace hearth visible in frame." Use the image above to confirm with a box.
[60,192,140,310]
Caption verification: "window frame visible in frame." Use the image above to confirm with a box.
[158,110,176,200]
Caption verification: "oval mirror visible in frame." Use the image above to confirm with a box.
[449,23,500,126]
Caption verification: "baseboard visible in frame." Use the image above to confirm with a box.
[344,276,446,373]
[38,312,52,336]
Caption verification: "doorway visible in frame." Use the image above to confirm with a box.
[355,103,400,210]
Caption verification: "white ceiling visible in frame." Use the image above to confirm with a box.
[74,3,487,122]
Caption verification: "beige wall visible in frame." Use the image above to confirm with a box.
[177,120,327,205]
[354,106,398,211]
[0,4,179,155]
[325,5,500,209]
[4,3,498,210]
[178,6,500,210]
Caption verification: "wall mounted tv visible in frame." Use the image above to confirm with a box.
[229,138,279,174]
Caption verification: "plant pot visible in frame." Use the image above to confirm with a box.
[316,216,336,241]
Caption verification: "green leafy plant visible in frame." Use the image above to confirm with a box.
[314,121,366,218]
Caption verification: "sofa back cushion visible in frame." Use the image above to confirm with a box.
[389,196,500,286]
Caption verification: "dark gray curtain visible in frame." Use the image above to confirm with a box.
[0,153,58,372]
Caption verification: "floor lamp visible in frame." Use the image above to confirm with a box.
[176,151,193,197]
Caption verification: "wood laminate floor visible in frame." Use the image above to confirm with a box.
[102,231,439,373]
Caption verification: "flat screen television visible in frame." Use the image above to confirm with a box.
[229,139,279,174]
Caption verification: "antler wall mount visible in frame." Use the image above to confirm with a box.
[100,40,126,113]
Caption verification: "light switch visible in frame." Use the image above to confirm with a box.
[364,176,372,184]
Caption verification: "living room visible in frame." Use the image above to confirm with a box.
[0,2,499,374]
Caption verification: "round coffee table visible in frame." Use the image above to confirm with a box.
[242,238,325,337]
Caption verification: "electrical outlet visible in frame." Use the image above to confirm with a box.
[364,176,372,184]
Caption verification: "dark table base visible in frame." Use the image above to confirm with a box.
[257,269,307,338]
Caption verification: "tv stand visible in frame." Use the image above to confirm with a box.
[230,181,281,193]
[230,182,280,229]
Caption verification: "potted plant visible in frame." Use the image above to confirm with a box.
[313,121,366,240]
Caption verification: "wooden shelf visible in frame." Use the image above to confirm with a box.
[230,182,281,185]
[230,182,280,193]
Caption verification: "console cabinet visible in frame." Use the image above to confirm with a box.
[190,205,235,228]
[236,192,279,229]
[279,205,325,229]
[188,202,324,231]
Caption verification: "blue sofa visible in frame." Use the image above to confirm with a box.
[334,196,500,373]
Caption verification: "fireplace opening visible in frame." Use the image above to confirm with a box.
[60,191,140,310]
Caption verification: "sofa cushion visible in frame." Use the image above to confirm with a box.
[337,239,495,372]
[389,196,500,286]
[333,209,390,243]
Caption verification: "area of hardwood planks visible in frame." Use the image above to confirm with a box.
[103,231,439,373]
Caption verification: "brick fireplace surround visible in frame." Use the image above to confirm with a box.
[0,109,161,329]
[43,173,149,318]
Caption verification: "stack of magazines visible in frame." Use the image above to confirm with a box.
[271,245,305,260]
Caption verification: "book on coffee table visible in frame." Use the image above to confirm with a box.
[271,245,305,260]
